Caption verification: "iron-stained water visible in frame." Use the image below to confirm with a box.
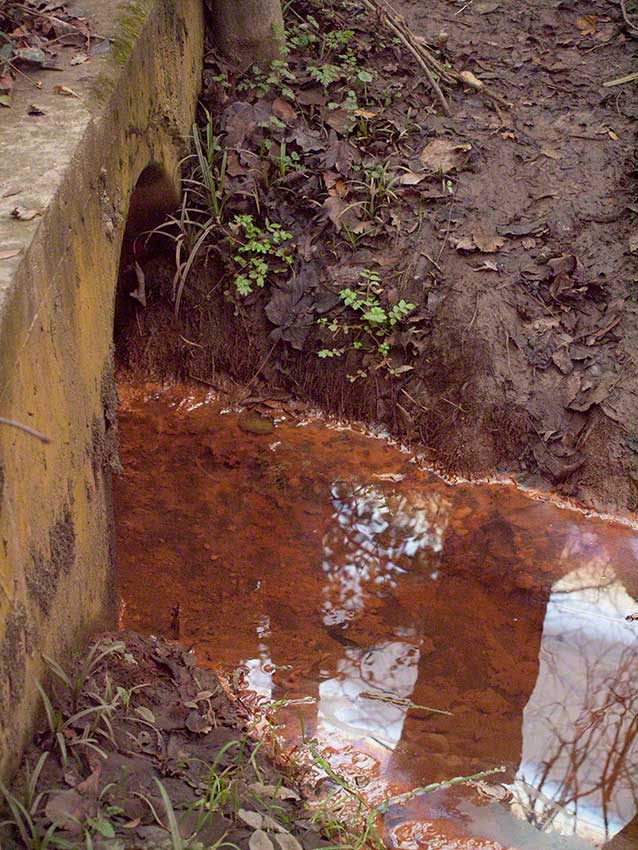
[115,382,638,850]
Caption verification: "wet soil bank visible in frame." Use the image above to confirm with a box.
[115,379,638,850]
[117,0,638,517]
[2,632,336,850]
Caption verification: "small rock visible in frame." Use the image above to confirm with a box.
[238,412,275,435]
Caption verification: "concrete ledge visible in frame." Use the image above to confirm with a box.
[0,0,204,776]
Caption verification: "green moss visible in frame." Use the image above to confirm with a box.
[91,0,153,105]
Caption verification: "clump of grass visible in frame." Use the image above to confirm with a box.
[307,744,505,850]
[150,110,228,315]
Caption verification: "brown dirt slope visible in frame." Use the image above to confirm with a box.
[395,0,638,512]
[119,0,638,515]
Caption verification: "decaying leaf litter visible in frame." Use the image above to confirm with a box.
[120,0,638,517]
[0,0,107,108]
[0,634,330,849]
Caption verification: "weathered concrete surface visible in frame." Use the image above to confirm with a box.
[0,0,204,777]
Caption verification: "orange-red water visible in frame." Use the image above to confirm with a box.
[115,382,638,850]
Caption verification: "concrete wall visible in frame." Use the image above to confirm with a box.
[0,0,204,777]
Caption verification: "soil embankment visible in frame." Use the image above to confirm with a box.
[118,0,638,515]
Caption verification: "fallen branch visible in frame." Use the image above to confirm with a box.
[360,690,453,715]
[377,767,506,812]
[360,0,511,113]
[360,0,451,114]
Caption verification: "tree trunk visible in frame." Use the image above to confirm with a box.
[207,0,285,67]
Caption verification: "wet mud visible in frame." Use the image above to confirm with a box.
[115,381,638,850]
[118,0,638,515]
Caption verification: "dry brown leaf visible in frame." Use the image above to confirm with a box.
[324,107,351,134]
[540,147,562,160]
[399,171,427,186]
[272,98,297,124]
[353,108,378,119]
[248,783,300,801]
[11,206,41,221]
[53,85,82,99]
[419,139,471,174]
[472,226,505,254]
[249,830,275,850]
[575,15,597,36]
[322,196,360,232]
[459,70,484,90]
[328,178,348,198]
[275,835,303,850]
[130,262,146,306]
[472,259,500,272]
[521,236,537,250]
[238,810,264,829]
[45,791,92,833]
[455,236,476,252]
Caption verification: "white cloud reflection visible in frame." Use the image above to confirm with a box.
[512,528,638,846]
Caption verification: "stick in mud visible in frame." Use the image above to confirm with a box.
[359,690,453,715]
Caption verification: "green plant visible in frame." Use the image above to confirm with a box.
[230,214,294,296]
[0,752,84,850]
[324,29,355,53]
[308,63,342,88]
[353,163,398,218]
[308,743,505,850]
[43,639,128,713]
[155,779,187,850]
[317,269,415,377]
[239,60,296,100]
[318,269,415,357]
[189,116,228,222]
[274,142,304,179]
[0,782,65,850]
[150,115,228,314]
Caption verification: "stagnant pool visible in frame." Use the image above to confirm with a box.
[115,381,638,850]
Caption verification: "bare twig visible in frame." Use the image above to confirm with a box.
[0,416,50,443]
[12,3,87,32]
[360,0,451,114]
[360,690,453,715]
[603,71,638,87]
[620,0,638,36]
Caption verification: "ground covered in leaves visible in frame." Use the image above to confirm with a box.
[0,633,345,850]
[119,0,638,514]
[0,0,106,107]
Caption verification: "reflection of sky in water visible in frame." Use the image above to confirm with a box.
[239,480,638,849]
[321,482,451,625]
[317,481,447,752]
[513,528,638,846]
[318,640,420,749]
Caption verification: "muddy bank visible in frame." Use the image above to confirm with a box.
[117,0,638,516]
[1,632,341,850]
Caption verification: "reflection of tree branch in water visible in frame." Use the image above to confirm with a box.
[519,639,638,841]
[551,579,617,596]
[324,482,447,619]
